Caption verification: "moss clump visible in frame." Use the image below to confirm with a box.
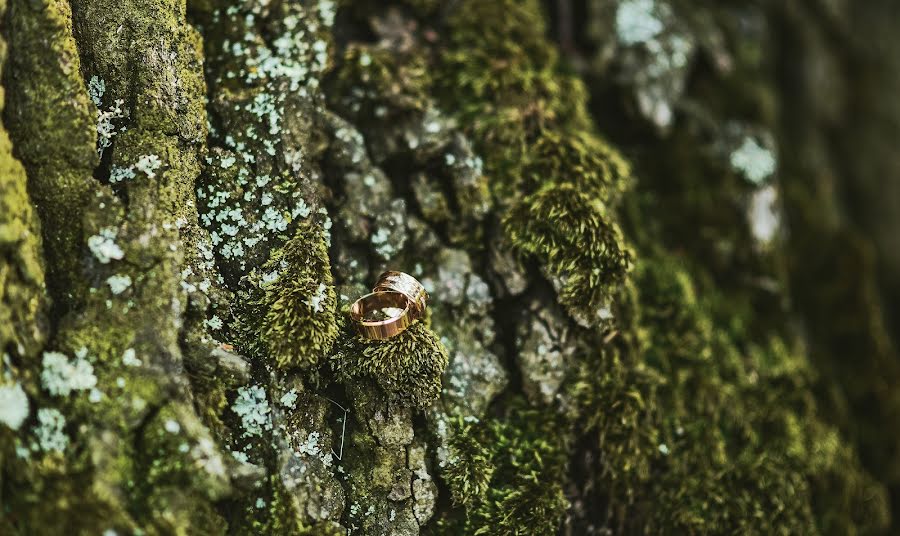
[435,0,594,201]
[428,0,633,325]
[332,322,448,409]
[505,182,633,324]
[439,416,494,508]
[241,220,338,370]
[523,130,632,204]
[431,400,569,536]
[623,255,890,535]
[570,340,663,499]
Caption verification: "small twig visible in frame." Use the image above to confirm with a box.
[324,396,349,460]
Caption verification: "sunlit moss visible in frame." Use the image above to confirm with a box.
[505,182,633,323]
[523,130,632,203]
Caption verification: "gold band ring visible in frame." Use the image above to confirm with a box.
[349,290,413,340]
[373,271,428,319]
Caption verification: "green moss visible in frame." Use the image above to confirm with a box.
[0,51,48,358]
[570,342,663,499]
[439,416,494,508]
[332,322,448,409]
[505,182,633,324]
[523,130,632,204]
[330,43,431,124]
[4,0,99,311]
[621,255,890,535]
[430,400,569,536]
[435,0,594,200]
[426,0,634,326]
[240,220,338,370]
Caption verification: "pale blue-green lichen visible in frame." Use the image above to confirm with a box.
[232,384,273,438]
[33,407,68,453]
[730,136,777,185]
[616,0,665,45]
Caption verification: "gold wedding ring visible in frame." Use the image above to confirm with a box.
[373,271,428,319]
[349,291,413,340]
[349,271,428,340]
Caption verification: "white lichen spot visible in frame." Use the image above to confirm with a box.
[88,76,106,108]
[305,283,329,313]
[0,382,29,430]
[293,198,311,219]
[135,154,163,178]
[297,431,321,456]
[232,450,250,464]
[748,184,780,243]
[255,497,266,509]
[122,348,142,367]
[260,269,280,288]
[658,443,670,455]
[34,408,68,453]
[109,165,136,183]
[41,351,97,397]
[106,274,132,295]
[90,76,128,156]
[232,385,272,437]
[730,137,776,184]
[616,0,664,45]
[164,419,181,434]
[206,315,224,330]
[279,389,299,409]
[318,0,336,27]
[88,227,124,264]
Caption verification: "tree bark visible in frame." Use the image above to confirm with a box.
[0,0,896,534]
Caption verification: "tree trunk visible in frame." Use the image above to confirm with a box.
[0,0,896,534]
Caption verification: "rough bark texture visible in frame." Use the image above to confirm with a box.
[0,0,897,534]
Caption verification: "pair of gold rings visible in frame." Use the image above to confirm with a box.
[350,271,428,340]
